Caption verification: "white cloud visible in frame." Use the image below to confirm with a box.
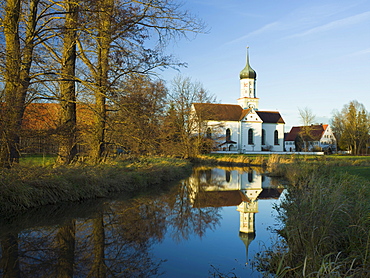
[349,47,370,56]
[287,11,370,38]
[225,21,282,45]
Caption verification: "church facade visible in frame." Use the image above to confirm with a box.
[192,48,285,153]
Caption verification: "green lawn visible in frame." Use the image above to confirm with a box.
[19,154,57,166]
[336,166,370,180]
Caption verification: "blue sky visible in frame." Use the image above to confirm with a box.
[161,0,370,130]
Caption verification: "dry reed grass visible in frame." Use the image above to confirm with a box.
[0,157,192,215]
[256,162,370,277]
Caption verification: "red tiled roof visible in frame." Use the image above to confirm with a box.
[240,109,251,120]
[193,103,285,124]
[193,103,245,121]
[192,190,250,208]
[285,125,326,141]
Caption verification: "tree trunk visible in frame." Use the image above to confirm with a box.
[56,0,79,165]
[90,0,113,163]
[0,0,39,168]
[0,0,22,168]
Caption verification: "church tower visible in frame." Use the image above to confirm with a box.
[238,47,259,110]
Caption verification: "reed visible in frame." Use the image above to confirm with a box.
[257,162,370,277]
[0,157,192,215]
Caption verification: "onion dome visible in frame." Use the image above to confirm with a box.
[240,47,256,79]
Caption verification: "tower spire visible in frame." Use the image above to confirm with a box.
[238,47,259,109]
[240,47,256,80]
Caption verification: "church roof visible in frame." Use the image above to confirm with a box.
[193,103,284,124]
[285,125,328,141]
[256,111,285,124]
[193,103,246,121]
[192,190,250,208]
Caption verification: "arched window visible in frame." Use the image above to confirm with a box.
[225,171,231,183]
[261,129,266,145]
[226,128,231,141]
[248,171,253,182]
[274,130,279,145]
[248,129,254,145]
[206,128,212,139]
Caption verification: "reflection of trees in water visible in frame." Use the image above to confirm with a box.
[0,178,222,277]
[168,178,221,242]
[56,219,76,277]
[1,233,20,277]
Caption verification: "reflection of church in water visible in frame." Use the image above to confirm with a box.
[189,167,284,263]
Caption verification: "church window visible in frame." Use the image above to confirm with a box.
[274,130,279,145]
[206,128,212,139]
[248,171,253,182]
[225,171,231,182]
[226,128,231,141]
[248,129,254,145]
[261,129,266,145]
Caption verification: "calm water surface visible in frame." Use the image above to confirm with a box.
[0,167,285,277]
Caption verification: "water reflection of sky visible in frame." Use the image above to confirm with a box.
[152,167,285,278]
[153,199,280,277]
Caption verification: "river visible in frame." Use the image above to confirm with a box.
[0,166,285,277]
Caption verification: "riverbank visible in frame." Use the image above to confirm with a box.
[260,161,370,277]
[0,156,192,215]
[195,153,370,276]
[195,153,370,179]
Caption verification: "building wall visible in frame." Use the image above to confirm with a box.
[276,124,285,151]
[285,141,295,152]
[206,118,285,153]
[207,120,239,151]
[261,123,284,151]
[240,121,262,152]
[320,126,337,146]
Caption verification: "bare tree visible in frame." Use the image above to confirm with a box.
[0,0,41,167]
[166,75,216,157]
[0,0,74,167]
[76,0,205,162]
[0,0,205,164]
[298,107,316,151]
[298,107,315,126]
[110,75,167,155]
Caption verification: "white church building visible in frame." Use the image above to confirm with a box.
[192,48,285,153]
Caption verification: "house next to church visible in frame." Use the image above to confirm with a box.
[284,124,337,153]
[192,48,285,153]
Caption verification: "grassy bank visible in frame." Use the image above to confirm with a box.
[0,156,192,215]
[262,156,370,277]
[195,153,370,179]
[195,154,370,276]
